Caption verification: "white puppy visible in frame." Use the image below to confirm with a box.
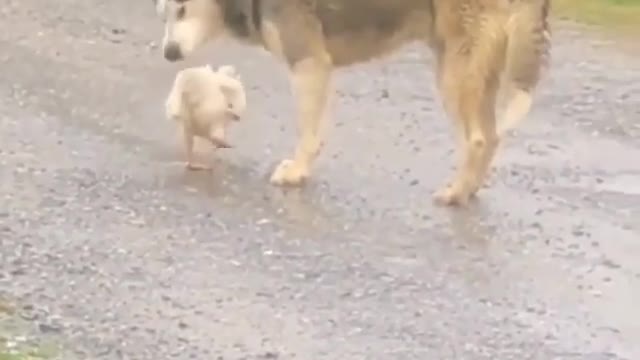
[165,64,246,170]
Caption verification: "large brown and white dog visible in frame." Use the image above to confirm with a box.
[152,0,551,206]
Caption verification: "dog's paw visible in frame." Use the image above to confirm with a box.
[269,159,309,186]
[432,183,471,207]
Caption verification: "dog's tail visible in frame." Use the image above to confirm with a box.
[497,0,550,135]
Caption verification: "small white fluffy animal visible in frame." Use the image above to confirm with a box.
[165,64,246,170]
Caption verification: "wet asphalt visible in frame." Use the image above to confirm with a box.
[0,0,639,359]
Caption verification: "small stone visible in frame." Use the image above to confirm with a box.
[38,322,62,334]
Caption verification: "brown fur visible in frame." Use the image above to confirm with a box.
[154,0,551,206]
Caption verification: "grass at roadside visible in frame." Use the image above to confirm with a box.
[554,0,640,32]
[0,348,56,360]
[1,301,59,360]
[0,351,51,360]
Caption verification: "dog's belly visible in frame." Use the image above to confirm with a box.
[314,0,433,66]
[325,32,420,67]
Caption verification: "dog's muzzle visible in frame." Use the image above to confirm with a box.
[163,42,183,62]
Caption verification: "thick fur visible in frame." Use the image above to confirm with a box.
[166,64,247,170]
[153,0,551,205]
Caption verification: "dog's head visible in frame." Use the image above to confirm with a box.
[153,0,225,62]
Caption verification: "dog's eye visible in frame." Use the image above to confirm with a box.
[176,6,186,19]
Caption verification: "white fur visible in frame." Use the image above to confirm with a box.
[165,64,247,146]
[154,0,167,16]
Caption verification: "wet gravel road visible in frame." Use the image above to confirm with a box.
[1,0,639,359]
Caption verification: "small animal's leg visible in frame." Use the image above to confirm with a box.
[433,41,501,206]
[209,137,232,149]
[208,126,232,149]
[270,56,332,186]
[183,127,210,171]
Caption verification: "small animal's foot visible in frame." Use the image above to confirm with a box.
[432,182,472,207]
[209,136,232,149]
[269,159,309,186]
[185,162,212,171]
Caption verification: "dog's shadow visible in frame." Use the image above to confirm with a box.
[446,201,494,250]
[438,198,514,290]
[161,156,337,232]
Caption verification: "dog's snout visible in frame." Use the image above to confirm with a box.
[164,42,183,62]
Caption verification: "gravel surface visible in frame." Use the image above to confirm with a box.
[1,0,639,359]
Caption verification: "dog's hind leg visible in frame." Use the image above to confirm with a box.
[433,33,504,206]
[497,0,550,135]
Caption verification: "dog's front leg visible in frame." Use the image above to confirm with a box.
[270,57,331,186]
